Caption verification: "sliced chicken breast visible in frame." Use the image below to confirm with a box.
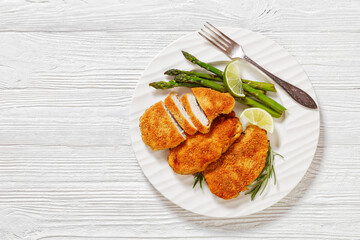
[164,93,197,135]
[192,87,235,124]
[180,93,210,134]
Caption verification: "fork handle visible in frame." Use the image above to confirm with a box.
[243,55,317,109]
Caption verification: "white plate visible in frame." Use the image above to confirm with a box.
[129,27,320,218]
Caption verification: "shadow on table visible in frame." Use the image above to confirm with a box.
[162,113,325,231]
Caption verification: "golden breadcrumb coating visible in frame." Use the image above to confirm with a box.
[168,112,242,175]
[203,125,268,200]
[192,87,235,123]
[140,101,185,150]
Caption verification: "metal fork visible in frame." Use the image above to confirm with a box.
[199,22,317,109]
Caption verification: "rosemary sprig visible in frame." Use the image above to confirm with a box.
[246,142,283,200]
[193,172,205,189]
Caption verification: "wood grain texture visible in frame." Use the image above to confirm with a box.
[0,0,359,239]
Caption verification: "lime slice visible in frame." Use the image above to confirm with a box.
[223,60,245,97]
[240,108,274,133]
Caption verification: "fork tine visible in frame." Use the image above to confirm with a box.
[206,21,238,45]
[198,32,227,54]
[204,25,232,47]
[200,28,228,50]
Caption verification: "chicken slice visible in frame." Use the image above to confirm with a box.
[140,101,186,150]
[192,87,235,124]
[164,93,197,135]
[180,93,210,133]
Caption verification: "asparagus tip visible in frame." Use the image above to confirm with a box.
[181,51,192,60]
[164,69,180,76]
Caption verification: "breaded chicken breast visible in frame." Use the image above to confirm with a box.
[203,125,268,200]
[164,93,197,135]
[140,101,186,150]
[168,112,242,175]
[180,93,210,134]
[192,88,235,123]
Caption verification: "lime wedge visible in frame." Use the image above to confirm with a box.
[223,60,245,97]
[240,108,274,133]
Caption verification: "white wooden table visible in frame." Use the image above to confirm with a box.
[0,1,359,239]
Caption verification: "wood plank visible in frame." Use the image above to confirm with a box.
[0,120,358,237]
[0,32,358,91]
[0,0,358,239]
[0,0,358,32]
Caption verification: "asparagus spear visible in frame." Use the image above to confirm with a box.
[165,69,275,93]
[181,52,278,92]
[166,70,267,94]
[182,51,223,78]
[242,79,276,92]
[175,74,283,112]
[150,79,264,97]
[255,89,266,95]
[235,97,281,118]
[242,84,286,114]
[165,69,223,82]
[149,80,203,89]
[174,74,226,93]
[149,79,280,118]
